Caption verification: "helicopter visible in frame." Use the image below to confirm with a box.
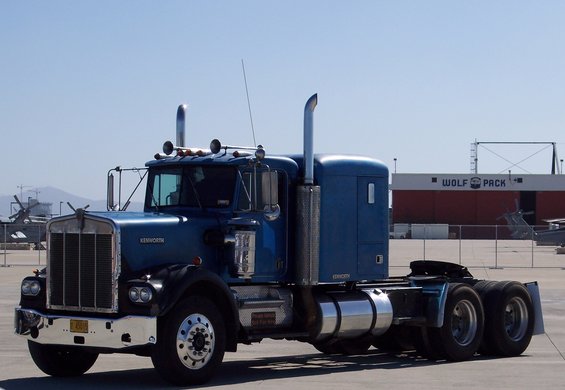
[0,195,48,248]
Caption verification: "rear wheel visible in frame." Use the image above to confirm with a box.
[28,341,98,376]
[480,281,534,356]
[151,296,226,386]
[473,280,498,355]
[412,325,443,359]
[428,283,484,361]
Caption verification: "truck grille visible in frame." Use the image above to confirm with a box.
[48,232,117,313]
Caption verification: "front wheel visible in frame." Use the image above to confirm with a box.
[28,341,98,376]
[151,296,226,386]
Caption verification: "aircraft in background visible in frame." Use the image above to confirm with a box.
[0,195,47,246]
[501,204,565,247]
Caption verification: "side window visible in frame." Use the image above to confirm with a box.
[149,170,182,207]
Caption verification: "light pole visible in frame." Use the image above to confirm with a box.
[59,201,63,216]
[561,159,563,174]
[393,158,397,174]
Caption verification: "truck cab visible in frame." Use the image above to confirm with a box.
[14,94,542,386]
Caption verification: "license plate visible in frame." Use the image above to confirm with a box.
[70,319,88,334]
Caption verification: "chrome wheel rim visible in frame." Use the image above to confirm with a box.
[505,297,529,341]
[176,313,215,370]
[451,299,478,346]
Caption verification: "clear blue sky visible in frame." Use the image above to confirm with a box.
[2,1,565,201]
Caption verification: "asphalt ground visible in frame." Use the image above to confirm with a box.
[1,243,564,389]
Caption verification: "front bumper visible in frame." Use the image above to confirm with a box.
[14,307,157,349]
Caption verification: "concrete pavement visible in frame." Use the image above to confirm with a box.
[0,245,564,389]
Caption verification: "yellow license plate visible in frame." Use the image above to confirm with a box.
[70,319,88,334]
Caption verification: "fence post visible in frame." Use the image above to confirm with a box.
[531,228,534,268]
[458,225,462,264]
[423,225,427,260]
[495,225,498,269]
[3,224,6,267]
[37,225,41,265]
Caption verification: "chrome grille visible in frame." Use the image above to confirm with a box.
[48,230,117,313]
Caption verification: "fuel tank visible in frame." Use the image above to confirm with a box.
[312,288,393,342]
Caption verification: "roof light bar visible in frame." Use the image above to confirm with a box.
[161,140,211,157]
[210,139,266,160]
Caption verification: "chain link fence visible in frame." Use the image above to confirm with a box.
[389,224,565,269]
[1,223,47,267]
[1,223,564,269]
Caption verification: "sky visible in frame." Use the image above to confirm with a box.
[2,1,565,202]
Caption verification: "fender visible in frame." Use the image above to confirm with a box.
[409,260,474,279]
[149,264,240,352]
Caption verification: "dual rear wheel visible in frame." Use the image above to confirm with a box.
[474,280,534,356]
[315,281,535,361]
[414,281,534,360]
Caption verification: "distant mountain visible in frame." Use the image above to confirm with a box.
[0,186,143,218]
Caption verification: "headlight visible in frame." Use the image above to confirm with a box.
[21,280,41,296]
[129,287,140,302]
[129,286,153,303]
[139,287,153,303]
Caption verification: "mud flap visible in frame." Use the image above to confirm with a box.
[525,281,545,335]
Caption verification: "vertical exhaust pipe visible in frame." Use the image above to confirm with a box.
[297,94,321,336]
[303,94,318,185]
[176,104,187,147]
[296,93,321,287]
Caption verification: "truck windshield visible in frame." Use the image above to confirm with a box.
[146,166,237,209]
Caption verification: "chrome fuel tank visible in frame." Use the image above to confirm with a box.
[313,288,393,342]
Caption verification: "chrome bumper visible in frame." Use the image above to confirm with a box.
[14,307,157,349]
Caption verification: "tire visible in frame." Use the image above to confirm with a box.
[480,281,534,357]
[151,296,226,386]
[473,280,498,299]
[412,325,443,360]
[473,280,498,355]
[428,283,484,361]
[28,341,98,376]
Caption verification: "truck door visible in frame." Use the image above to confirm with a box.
[237,169,288,280]
[357,176,388,278]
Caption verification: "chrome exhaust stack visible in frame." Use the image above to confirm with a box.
[303,94,317,185]
[176,104,187,147]
[296,94,321,287]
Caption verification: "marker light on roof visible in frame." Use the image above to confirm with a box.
[233,151,252,157]
[255,146,265,160]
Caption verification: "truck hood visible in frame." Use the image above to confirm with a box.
[48,211,220,273]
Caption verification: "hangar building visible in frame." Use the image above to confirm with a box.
[391,173,565,228]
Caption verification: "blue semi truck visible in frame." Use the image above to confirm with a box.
[15,95,542,385]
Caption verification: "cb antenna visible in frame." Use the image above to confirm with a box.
[241,59,257,147]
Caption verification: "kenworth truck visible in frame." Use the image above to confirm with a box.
[15,94,543,385]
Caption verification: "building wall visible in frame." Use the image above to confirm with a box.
[536,192,565,223]
[392,190,565,226]
[391,174,565,229]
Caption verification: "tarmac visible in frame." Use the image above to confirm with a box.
[0,242,564,389]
